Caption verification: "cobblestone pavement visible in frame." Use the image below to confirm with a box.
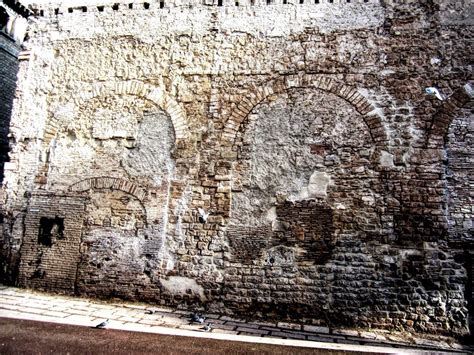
[0,285,471,353]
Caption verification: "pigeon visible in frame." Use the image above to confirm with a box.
[464,83,473,97]
[95,319,109,329]
[145,310,155,315]
[190,313,206,324]
[430,57,442,65]
[202,322,212,332]
[425,86,445,100]
[197,208,210,223]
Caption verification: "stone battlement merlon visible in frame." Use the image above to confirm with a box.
[22,0,387,40]
[2,0,31,18]
[23,0,474,30]
[27,0,381,17]
[1,1,29,44]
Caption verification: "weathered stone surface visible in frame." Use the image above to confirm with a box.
[0,0,472,338]
[0,1,27,185]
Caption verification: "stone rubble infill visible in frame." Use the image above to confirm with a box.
[0,286,471,353]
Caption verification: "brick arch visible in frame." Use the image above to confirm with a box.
[222,74,387,146]
[426,85,473,148]
[80,81,189,139]
[42,80,189,149]
[69,177,147,201]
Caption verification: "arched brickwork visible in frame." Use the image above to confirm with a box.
[222,74,387,146]
[426,85,473,148]
[42,81,189,149]
[68,176,147,201]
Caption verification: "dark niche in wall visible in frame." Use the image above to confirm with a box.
[38,216,64,247]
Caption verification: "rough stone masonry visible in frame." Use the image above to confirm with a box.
[0,0,473,338]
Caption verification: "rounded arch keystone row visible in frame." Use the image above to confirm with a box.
[222,74,387,146]
[42,80,189,149]
[425,85,473,148]
[69,177,147,201]
[80,81,189,140]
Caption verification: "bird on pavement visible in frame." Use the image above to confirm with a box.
[145,310,155,315]
[95,319,109,329]
[190,313,206,324]
[202,322,212,332]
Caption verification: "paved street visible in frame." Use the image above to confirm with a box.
[0,317,364,355]
[0,285,471,354]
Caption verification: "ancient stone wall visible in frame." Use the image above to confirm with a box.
[0,31,19,183]
[0,0,30,283]
[1,0,473,336]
